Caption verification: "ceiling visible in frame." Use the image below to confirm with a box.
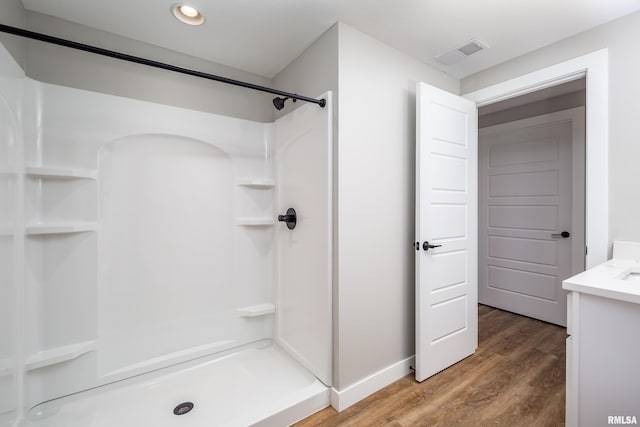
[19,0,640,79]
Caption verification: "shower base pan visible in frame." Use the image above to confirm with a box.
[24,340,329,427]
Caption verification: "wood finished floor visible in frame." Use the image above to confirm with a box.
[295,305,566,427]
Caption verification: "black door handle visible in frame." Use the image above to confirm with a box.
[551,231,570,238]
[422,241,442,251]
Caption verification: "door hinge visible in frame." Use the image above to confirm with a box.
[585,246,588,255]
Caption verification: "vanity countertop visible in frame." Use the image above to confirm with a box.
[563,258,640,305]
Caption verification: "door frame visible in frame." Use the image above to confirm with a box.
[464,49,608,269]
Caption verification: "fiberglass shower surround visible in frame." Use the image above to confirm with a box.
[0,41,332,426]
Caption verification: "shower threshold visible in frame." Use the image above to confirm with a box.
[24,340,329,427]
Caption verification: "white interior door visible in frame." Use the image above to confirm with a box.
[478,109,585,327]
[415,82,477,382]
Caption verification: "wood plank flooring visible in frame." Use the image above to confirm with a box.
[295,305,566,427]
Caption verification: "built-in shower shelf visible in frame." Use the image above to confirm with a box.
[26,222,97,235]
[236,178,275,189]
[237,303,276,317]
[25,340,96,371]
[236,218,275,226]
[0,357,13,377]
[26,166,98,180]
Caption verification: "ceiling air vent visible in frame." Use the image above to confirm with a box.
[435,39,489,65]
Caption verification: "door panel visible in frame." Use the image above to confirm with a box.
[431,154,467,191]
[488,266,557,301]
[479,109,585,326]
[430,206,467,240]
[430,251,467,291]
[488,236,558,265]
[488,170,558,197]
[489,205,558,230]
[415,82,477,383]
[430,297,467,342]
[430,105,469,144]
[488,137,558,166]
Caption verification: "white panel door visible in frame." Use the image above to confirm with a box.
[478,109,585,326]
[415,82,477,382]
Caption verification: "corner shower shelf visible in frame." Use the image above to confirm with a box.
[236,218,275,226]
[26,166,98,180]
[25,340,96,371]
[237,303,276,317]
[26,222,97,235]
[236,178,275,189]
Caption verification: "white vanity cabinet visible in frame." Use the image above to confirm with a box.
[563,241,640,427]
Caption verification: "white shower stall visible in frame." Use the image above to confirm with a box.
[0,42,333,426]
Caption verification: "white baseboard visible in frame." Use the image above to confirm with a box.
[330,356,415,412]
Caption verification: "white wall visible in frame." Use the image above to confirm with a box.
[274,22,460,404]
[272,25,338,121]
[3,5,281,121]
[336,23,458,392]
[462,10,640,249]
[0,0,26,68]
[23,12,274,122]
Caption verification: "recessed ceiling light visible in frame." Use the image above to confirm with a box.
[179,5,198,17]
[171,4,205,26]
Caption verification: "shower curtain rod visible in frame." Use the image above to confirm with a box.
[0,24,326,108]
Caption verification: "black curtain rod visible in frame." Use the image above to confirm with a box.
[0,24,326,108]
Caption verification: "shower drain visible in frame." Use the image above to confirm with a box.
[173,402,194,416]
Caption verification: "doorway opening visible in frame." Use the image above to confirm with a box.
[476,78,586,326]
[464,48,609,271]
